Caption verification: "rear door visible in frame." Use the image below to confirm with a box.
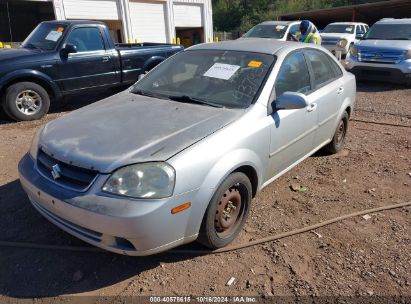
[58,26,117,92]
[303,48,344,149]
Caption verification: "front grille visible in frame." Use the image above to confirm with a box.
[359,69,390,76]
[37,149,98,191]
[31,199,137,252]
[358,48,405,64]
[32,199,102,242]
[321,38,338,45]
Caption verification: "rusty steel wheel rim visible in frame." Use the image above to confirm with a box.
[215,186,243,238]
[335,120,345,145]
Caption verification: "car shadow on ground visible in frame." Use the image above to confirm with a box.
[0,87,126,126]
[0,179,206,298]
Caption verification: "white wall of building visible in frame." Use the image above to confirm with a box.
[52,0,213,44]
[129,0,169,43]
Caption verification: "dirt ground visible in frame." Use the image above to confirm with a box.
[0,81,410,303]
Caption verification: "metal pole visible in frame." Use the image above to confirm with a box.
[6,1,13,42]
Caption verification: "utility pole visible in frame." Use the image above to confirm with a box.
[6,2,13,42]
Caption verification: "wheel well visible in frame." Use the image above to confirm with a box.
[233,165,258,198]
[345,106,352,118]
[1,77,55,102]
[145,60,163,72]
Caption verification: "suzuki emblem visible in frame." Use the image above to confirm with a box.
[51,164,62,180]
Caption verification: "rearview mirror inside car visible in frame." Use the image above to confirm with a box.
[275,92,309,111]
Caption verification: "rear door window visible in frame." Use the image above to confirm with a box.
[304,49,338,89]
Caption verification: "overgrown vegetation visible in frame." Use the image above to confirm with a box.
[212,0,382,32]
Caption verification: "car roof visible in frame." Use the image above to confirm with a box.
[41,20,106,26]
[188,38,307,55]
[259,21,298,25]
[328,22,366,25]
[376,18,411,24]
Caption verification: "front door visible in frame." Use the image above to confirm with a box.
[58,26,117,93]
[266,51,318,180]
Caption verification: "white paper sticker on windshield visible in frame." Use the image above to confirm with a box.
[346,27,352,31]
[203,63,240,80]
[276,25,286,30]
[45,31,62,42]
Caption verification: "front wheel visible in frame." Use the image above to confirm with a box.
[2,82,50,121]
[197,172,252,249]
[324,111,349,154]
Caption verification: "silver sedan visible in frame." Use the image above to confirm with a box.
[19,38,356,255]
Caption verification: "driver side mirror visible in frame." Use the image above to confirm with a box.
[355,31,365,39]
[270,92,308,114]
[61,43,77,57]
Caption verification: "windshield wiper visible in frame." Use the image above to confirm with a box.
[24,43,42,50]
[168,95,223,108]
[132,89,170,100]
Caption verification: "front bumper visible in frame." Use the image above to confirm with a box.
[323,44,349,55]
[18,154,199,256]
[344,57,411,84]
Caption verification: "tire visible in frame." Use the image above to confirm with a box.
[324,111,349,154]
[197,172,252,249]
[1,82,50,121]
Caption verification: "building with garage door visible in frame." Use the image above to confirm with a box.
[0,0,213,47]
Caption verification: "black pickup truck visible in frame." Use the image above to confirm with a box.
[0,20,183,121]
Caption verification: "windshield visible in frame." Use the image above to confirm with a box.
[22,23,68,50]
[132,50,275,109]
[364,24,411,40]
[323,24,354,34]
[243,24,289,39]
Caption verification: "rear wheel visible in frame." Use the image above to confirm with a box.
[324,111,349,154]
[198,172,252,249]
[2,82,50,121]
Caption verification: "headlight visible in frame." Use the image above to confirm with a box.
[350,46,359,57]
[29,125,44,159]
[102,162,175,199]
[338,39,348,48]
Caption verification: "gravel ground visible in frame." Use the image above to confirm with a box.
[0,82,410,302]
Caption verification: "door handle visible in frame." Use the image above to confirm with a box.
[307,103,317,112]
[102,56,110,62]
[337,87,344,94]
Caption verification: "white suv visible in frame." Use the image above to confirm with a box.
[241,21,302,41]
[321,22,369,57]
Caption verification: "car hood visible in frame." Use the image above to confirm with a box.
[321,33,352,40]
[40,90,245,173]
[356,39,411,50]
[0,47,42,62]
